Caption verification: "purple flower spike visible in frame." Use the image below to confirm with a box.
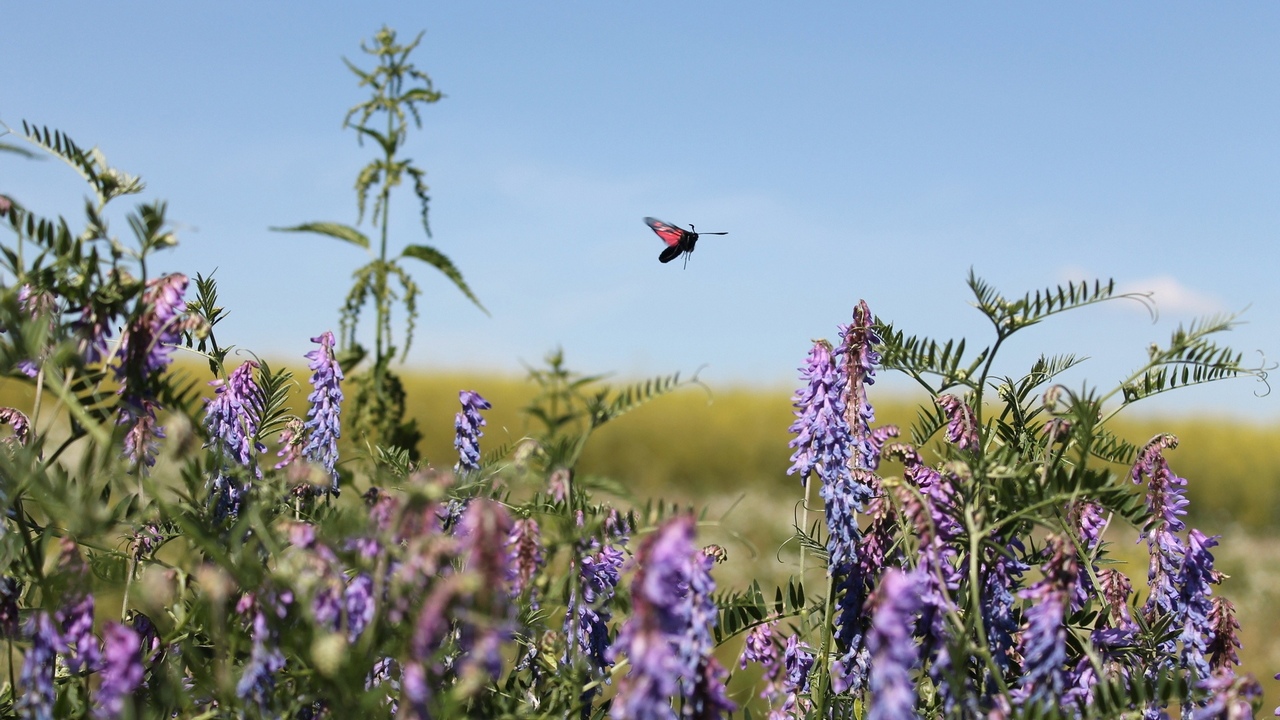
[58,593,101,674]
[345,573,375,642]
[1014,535,1076,710]
[866,569,924,720]
[115,273,188,386]
[204,360,263,471]
[787,340,850,484]
[454,390,491,472]
[567,543,625,670]
[93,622,144,719]
[1132,435,1189,629]
[18,611,64,720]
[611,515,733,720]
[772,634,815,720]
[302,331,343,489]
[1179,529,1220,682]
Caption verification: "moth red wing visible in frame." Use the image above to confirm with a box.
[644,217,686,247]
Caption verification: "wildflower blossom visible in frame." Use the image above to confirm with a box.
[611,515,733,720]
[301,331,343,489]
[454,500,516,682]
[345,573,375,642]
[982,538,1028,675]
[273,417,305,470]
[1196,669,1260,720]
[204,360,263,470]
[93,622,144,719]
[787,339,849,484]
[454,389,490,472]
[936,393,978,451]
[772,634,815,720]
[1014,535,1076,710]
[0,577,19,636]
[18,611,63,720]
[1206,597,1241,671]
[236,593,289,708]
[1178,529,1220,683]
[120,400,165,470]
[508,518,544,598]
[1132,434,1188,620]
[0,407,30,446]
[866,569,924,720]
[566,542,625,670]
[58,594,101,674]
[839,299,882,469]
[1069,500,1106,612]
[114,274,189,467]
[74,302,114,366]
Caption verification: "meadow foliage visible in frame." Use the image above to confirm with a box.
[0,25,1275,720]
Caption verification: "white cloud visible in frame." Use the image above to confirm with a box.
[1118,275,1226,316]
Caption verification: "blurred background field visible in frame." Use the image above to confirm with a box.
[8,361,1278,705]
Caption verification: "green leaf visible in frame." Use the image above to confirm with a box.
[271,222,370,250]
[399,244,487,314]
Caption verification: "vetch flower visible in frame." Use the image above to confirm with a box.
[787,339,850,485]
[611,515,733,720]
[865,568,925,720]
[981,538,1028,676]
[0,407,31,447]
[454,389,490,472]
[58,594,101,674]
[936,393,978,451]
[204,360,263,471]
[301,331,343,490]
[0,577,19,637]
[566,542,625,671]
[1013,535,1076,711]
[345,573,375,642]
[1206,597,1241,672]
[771,634,815,720]
[17,611,63,720]
[114,273,189,468]
[839,299,883,470]
[93,622,144,719]
[1179,529,1220,684]
[508,518,544,599]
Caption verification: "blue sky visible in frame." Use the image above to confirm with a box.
[3,3,1278,418]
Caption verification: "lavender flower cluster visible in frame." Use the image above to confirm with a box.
[779,300,1262,718]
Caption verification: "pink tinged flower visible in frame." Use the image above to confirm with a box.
[840,300,885,470]
[507,518,544,598]
[0,407,31,446]
[936,393,978,451]
[1206,596,1241,671]
[120,399,165,470]
[115,273,188,384]
[273,417,305,470]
